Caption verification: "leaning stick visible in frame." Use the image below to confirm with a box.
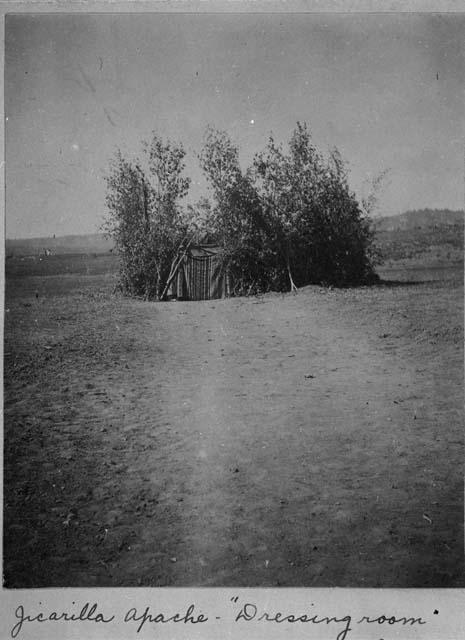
[160,237,195,301]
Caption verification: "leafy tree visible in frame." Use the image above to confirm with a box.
[185,196,215,243]
[252,122,379,288]
[198,122,379,292]
[252,131,305,290]
[198,126,242,243]
[104,134,191,300]
[106,123,381,302]
[199,127,275,294]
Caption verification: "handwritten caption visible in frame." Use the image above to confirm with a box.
[10,597,434,639]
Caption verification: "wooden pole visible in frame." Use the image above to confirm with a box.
[160,237,195,301]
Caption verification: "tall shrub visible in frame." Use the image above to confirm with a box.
[104,134,191,299]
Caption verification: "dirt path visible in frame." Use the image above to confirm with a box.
[4,272,463,587]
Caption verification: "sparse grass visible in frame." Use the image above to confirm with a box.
[5,253,119,278]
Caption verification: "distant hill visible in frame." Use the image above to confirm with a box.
[375,210,463,265]
[6,233,114,257]
[375,209,464,231]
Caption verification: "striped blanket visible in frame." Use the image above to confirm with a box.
[176,249,229,300]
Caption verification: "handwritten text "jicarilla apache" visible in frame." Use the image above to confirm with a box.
[11,602,207,638]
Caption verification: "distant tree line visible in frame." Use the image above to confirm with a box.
[104,123,382,300]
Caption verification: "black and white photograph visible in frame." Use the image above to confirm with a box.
[4,9,464,592]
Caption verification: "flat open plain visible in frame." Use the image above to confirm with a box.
[4,258,463,587]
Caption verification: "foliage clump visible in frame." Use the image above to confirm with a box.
[104,123,381,299]
[104,136,191,299]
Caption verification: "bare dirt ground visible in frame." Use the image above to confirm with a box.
[4,264,463,587]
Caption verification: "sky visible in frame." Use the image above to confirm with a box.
[5,12,464,239]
